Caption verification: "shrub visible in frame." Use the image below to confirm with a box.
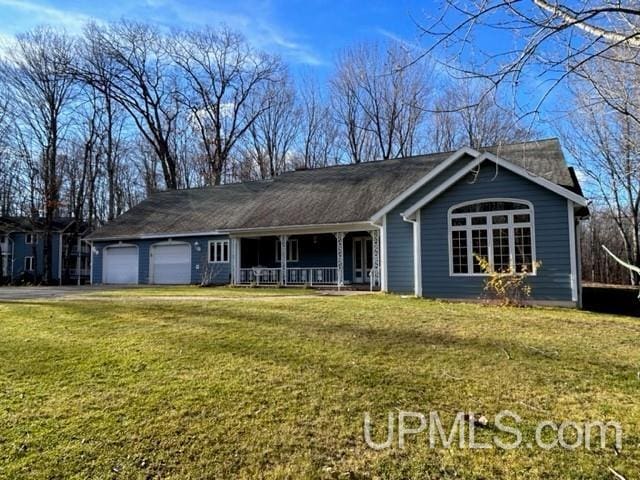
[475,255,541,306]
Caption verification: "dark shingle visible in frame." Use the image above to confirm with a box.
[87,138,581,240]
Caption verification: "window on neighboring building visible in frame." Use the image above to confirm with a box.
[449,199,535,275]
[276,238,298,263]
[25,233,35,244]
[24,256,35,271]
[209,240,229,263]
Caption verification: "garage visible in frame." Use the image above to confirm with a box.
[150,242,191,284]
[103,245,139,284]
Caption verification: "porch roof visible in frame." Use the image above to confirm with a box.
[87,138,580,240]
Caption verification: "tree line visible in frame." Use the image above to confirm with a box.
[0,21,527,282]
[0,13,637,287]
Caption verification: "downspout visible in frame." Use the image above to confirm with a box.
[402,210,422,298]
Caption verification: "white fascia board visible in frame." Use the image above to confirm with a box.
[369,147,481,222]
[402,152,588,219]
[89,231,227,242]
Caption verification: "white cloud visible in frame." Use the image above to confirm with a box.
[0,0,324,66]
[0,0,95,33]
[151,1,325,66]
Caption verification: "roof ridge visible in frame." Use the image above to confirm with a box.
[148,137,561,197]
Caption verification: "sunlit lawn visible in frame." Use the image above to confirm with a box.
[0,288,638,479]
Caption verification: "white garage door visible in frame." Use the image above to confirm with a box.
[103,246,139,284]
[150,243,191,284]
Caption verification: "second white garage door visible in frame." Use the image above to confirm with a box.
[150,243,191,284]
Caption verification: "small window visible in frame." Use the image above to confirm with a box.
[24,256,35,271]
[276,238,299,263]
[25,233,34,244]
[0,235,6,243]
[208,240,229,263]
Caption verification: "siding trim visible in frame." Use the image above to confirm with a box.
[381,215,388,292]
[402,154,588,219]
[413,209,422,297]
[568,200,578,302]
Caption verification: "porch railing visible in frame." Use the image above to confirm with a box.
[287,267,337,285]
[239,268,281,285]
[238,267,338,285]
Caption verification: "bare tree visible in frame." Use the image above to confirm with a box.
[0,27,76,283]
[75,33,130,219]
[431,79,531,150]
[298,77,340,169]
[79,21,181,190]
[170,28,282,185]
[421,2,640,120]
[242,73,299,178]
[562,75,640,285]
[331,41,430,163]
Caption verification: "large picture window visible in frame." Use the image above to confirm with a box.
[448,199,536,275]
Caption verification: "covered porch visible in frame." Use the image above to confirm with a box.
[230,229,381,289]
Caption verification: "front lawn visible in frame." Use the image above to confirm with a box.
[0,289,638,479]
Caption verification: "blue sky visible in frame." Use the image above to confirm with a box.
[0,0,435,68]
[0,0,568,139]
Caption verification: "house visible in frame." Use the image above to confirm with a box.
[86,138,589,306]
[0,216,91,285]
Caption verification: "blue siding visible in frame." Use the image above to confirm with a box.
[420,161,573,302]
[386,207,414,293]
[10,232,62,281]
[92,235,231,285]
[385,154,478,294]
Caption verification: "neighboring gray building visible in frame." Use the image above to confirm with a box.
[86,138,589,306]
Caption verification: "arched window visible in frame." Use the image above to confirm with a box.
[448,199,536,275]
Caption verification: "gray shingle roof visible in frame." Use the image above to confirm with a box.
[0,216,87,234]
[87,138,581,240]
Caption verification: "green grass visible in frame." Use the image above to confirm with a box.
[0,288,638,479]
[81,285,315,297]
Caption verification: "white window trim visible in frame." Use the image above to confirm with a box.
[24,256,35,271]
[25,233,35,245]
[447,198,537,277]
[208,240,229,263]
[275,238,299,263]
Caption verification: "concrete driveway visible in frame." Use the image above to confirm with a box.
[0,286,125,301]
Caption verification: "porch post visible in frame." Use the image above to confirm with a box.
[279,235,288,286]
[230,237,240,285]
[370,229,380,291]
[334,232,345,290]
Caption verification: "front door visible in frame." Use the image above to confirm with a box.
[353,237,372,283]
